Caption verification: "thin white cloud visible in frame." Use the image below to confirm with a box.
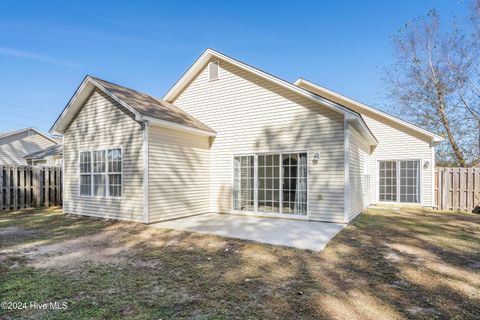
[0,46,80,68]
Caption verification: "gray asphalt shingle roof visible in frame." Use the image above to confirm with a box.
[90,76,215,133]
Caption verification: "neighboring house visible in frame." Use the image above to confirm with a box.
[24,144,63,166]
[50,49,443,224]
[0,128,59,165]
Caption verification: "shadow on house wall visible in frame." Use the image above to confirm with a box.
[210,63,346,216]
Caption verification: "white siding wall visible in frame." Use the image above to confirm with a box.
[364,112,434,207]
[348,127,370,220]
[0,132,56,165]
[173,59,346,222]
[148,126,210,222]
[63,90,144,221]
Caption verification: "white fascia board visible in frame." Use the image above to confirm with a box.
[50,77,93,135]
[295,78,444,143]
[139,115,216,137]
[163,49,359,119]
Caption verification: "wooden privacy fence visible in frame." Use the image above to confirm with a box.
[0,165,62,212]
[435,167,480,212]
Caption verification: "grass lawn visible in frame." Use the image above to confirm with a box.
[1,207,479,319]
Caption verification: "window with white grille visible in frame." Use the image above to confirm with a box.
[379,160,420,203]
[79,148,122,197]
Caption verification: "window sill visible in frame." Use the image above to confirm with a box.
[77,195,123,200]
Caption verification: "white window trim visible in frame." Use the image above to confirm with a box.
[230,150,309,219]
[208,60,220,81]
[377,159,422,205]
[78,146,124,199]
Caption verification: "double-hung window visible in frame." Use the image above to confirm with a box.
[379,160,420,203]
[79,148,122,197]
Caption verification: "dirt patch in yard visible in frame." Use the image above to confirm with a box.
[22,228,133,269]
[0,226,37,239]
[1,207,480,319]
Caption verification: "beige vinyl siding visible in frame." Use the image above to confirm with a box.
[63,90,144,221]
[0,131,56,165]
[363,112,434,207]
[148,126,210,222]
[173,59,345,222]
[348,127,370,220]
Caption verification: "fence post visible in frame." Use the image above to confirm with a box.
[441,168,448,210]
[0,165,3,212]
[56,167,61,205]
[45,167,50,207]
[12,167,18,210]
[5,167,10,211]
[33,166,38,206]
[39,168,44,207]
[26,167,31,208]
[19,167,24,209]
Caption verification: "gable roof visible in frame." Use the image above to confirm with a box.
[295,78,444,143]
[24,144,63,160]
[163,48,378,146]
[50,76,216,136]
[0,127,59,144]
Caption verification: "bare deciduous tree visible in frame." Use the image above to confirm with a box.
[384,5,480,167]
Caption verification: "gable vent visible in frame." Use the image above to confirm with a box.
[208,61,219,81]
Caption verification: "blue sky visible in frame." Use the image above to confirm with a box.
[0,0,466,133]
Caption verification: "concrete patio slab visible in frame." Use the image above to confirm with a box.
[150,213,345,251]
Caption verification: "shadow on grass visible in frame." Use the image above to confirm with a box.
[1,207,479,319]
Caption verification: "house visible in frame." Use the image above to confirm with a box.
[50,49,443,224]
[24,144,63,166]
[0,128,59,165]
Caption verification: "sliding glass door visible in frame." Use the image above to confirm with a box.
[257,154,281,214]
[233,156,254,211]
[399,160,421,203]
[282,153,308,215]
[379,160,420,203]
[233,152,308,216]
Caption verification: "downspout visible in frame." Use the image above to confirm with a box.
[344,118,350,223]
[142,120,150,223]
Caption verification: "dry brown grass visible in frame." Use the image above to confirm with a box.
[1,206,479,319]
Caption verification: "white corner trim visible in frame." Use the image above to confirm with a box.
[431,141,436,208]
[140,115,216,137]
[142,121,149,223]
[62,134,65,215]
[344,118,350,223]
